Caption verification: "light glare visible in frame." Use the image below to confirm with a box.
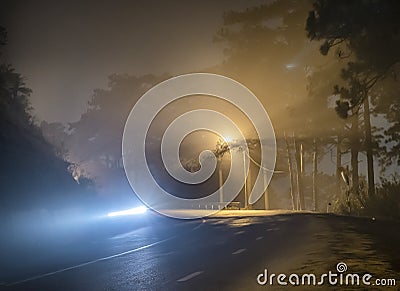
[285,63,296,69]
[107,206,147,217]
[224,136,233,143]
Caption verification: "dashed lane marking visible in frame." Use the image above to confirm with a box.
[177,271,204,282]
[232,248,246,255]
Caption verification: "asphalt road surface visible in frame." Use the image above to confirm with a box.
[1,213,399,290]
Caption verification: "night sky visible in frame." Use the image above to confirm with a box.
[1,0,265,123]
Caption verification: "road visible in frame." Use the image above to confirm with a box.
[1,212,399,290]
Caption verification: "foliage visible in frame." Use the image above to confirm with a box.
[0,26,95,211]
[306,0,400,164]
[369,177,400,220]
[334,176,400,220]
[41,74,169,187]
[215,0,336,138]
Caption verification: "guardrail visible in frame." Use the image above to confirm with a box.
[190,202,241,210]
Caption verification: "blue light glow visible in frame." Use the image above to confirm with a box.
[107,206,147,217]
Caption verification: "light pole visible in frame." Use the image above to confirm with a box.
[214,138,230,210]
[218,157,223,209]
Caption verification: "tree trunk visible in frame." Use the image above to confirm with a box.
[284,132,295,210]
[263,169,269,210]
[363,95,375,197]
[350,108,359,192]
[294,135,305,210]
[300,143,304,174]
[336,134,342,197]
[312,138,318,211]
[242,150,248,210]
[247,160,252,210]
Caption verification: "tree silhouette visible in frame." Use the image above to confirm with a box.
[215,1,342,210]
[307,0,400,197]
[0,27,94,211]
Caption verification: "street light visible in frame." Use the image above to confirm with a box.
[213,138,230,210]
[213,137,281,211]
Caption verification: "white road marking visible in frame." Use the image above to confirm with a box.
[266,227,279,232]
[177,271,204,282]
[234,230,245,235]
[212,220,227,225]
[232,248,246,255]
[192,223,203,231]
[256,236,264,240]
[6,237,175,286]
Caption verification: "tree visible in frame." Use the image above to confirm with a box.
[0,26,93,211]
[52,74,169,188]
[306,0,400,197]
[371,76,400,168]
[215,0,340,210]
